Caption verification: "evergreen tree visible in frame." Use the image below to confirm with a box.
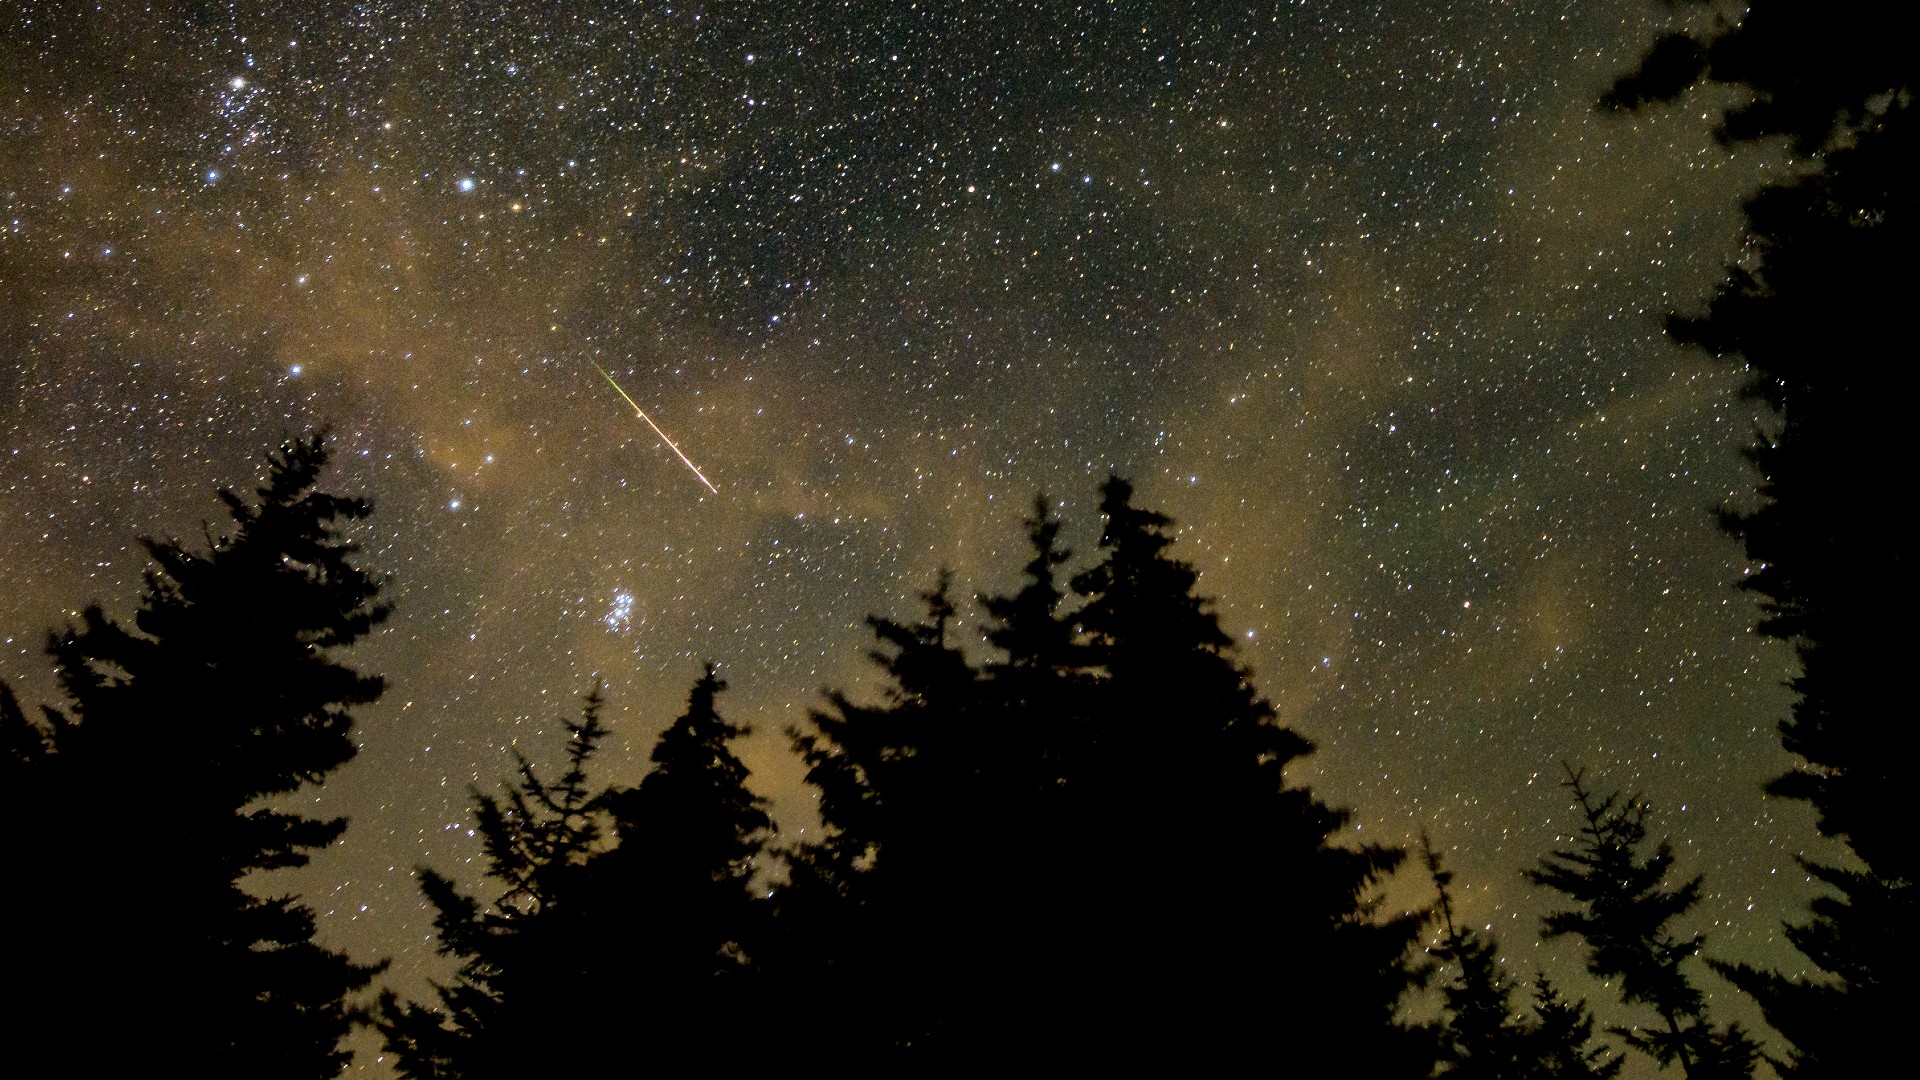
[379,687,611,1077]
[969,495,1099,1051]
[1524,976,1626,1080]
[0,433,388,1077]
[1605,9,1915,1072]
[1425,839,1620,1080]
[975,494,1090,856]
[780,573,1000,1059]
[1526,767,1758,1078]
[1066,475,1429,1069]
[590,664,773,1053]
[979,494,1083,684]
[0,679,46,771]
[381,670,773,1076]
[1692,112,1917,1077]
[778,505,1108,1062]
[788,478,1431,1071]
[1427,839,1534,1079]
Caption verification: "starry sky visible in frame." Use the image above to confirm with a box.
[2,0,1817,1069]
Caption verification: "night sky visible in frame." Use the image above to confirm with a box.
[2,1,1817,1069]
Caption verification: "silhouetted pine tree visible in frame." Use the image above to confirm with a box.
[779,572,1004,1060]
[1527,767,1758,1078]
[379,687,611,1077]
[1428,839,1531,1078]
[0,680,46,770]
[0,433,387,1077]
[590,664,773,1056]
[1525,976,1626,1080]
[1425,839,1620,1080]
[975,495,1090,840]
[980,495,1084,685]
[779,502,1110,1061]
[1693,111,1917,1080]
[382,670,772,1076]
[1606,8,1916,1073]
[1063,475,1429,1069]
[788,479,1431,1067]
[965,495,1101,1058]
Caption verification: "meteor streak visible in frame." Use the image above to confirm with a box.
[590,362,719,495]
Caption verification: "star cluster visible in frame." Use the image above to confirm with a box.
[2,2,1811,1068]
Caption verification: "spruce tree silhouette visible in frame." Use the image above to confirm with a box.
[1696,118,1920,1073]
[976,495,1089,841]
[780,572,996,1060]
[1524,976,1626,1080]
[786,478,1430,1071]
[980,495,1083,683]
[1424,839,1621,1079]
[1605,7,1916,1072]
[381,670,772,1076]
[1065,475,1428,1070]
[1526,766,1758,1078]
[0,680,44,769]
[0,432,388,1078]
[591,664,772,1056]
[968,495,1097,1055]
[379,686,611,1077]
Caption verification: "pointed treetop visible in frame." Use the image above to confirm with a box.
[1072,474,1230,657]
[980,494,1078,673]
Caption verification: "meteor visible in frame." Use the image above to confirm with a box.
[589,362,719,495]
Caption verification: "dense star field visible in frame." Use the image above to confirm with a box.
[2,0,1815,1067]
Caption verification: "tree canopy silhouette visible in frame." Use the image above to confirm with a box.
[779,569,1008,1061]
[1424,839,1621,1080]
[380,668,773,1076]
[0,432,388,1077]
[1606,6,1916,1072]
[783,478,1431,1071]
[1527,767,1758,1078]
[378,687,613,1077]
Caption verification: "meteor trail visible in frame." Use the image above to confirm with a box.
[590,362,719,495]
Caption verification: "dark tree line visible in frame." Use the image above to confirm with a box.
[376,480,1439,1074]
[373,479,1743,1078]
[0,435,1826,1076]
[386,477,1783,1080]
[1607,4,1915,1075]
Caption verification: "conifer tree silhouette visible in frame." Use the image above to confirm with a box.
[1065,475,1428,1069]
[0,433,388,1077]
[786,478,1430,1071]
[379,686,611,1077]
[1605,8,1915,1072]
[1526,766,1758,1078]
[780,572,995,1059]
[967,494,1096,1053]
[1524,976,1626,1080]
[381,670,772,1076]
[980,494,1084,684]
[1691,115,1917,1080]
[0,680,45,770]
[975,497,1089,832]
[591,664,773,1053]
[1425,839,1620,1079]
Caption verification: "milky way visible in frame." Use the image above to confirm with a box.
[2,3,1813,1071]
